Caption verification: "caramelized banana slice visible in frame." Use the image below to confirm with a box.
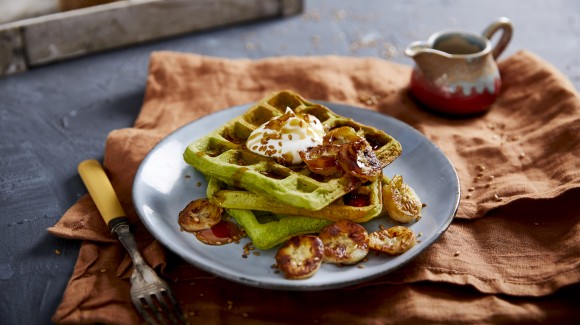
[369,226,416,255]
[383,175,422,223]
[275,235,324,279]
[302,126,384,181]
[319,220,369,265]
[300,144,342,176]
[324,126,361,145]
[337,139,383,182]
[178,198,222,232]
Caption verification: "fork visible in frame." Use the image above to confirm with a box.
[78,159,186,325]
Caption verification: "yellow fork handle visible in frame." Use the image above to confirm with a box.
[77,159,128,230]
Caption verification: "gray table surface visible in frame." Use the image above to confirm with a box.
[1,0,579,324]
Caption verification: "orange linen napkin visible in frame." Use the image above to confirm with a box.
[49,50,580,324]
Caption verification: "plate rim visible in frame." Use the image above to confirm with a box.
[132,100,461,291]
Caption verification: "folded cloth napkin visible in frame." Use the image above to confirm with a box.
[48,50,580,324]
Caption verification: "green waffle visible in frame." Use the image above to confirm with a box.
[207,177,383,223]
[183,90,402,211]
[226,209,331,250]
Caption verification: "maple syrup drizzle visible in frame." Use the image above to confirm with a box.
[195,220,245,245]
[343,193,371,207]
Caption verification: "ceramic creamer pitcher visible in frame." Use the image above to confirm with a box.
[405,17,513,115]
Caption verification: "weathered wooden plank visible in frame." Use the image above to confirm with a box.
[0,0,303,76]
[0,28,27,75]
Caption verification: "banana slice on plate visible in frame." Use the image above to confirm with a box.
[369,226,417,255]
[178,198,222,232]
[275,235,324,279]
[383,175,422,223]
[319,220,369,265]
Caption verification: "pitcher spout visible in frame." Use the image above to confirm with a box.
[405,41,449,72]
[404,41,450,68]
[404,41,430,58]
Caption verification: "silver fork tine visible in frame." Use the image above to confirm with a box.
[153,293,173,324]
[130,272,185,325]
[160,287,187,324]
[142,294,169,325]
[156,291,182,324]
[113,223,185,324]
[132,295,157,325]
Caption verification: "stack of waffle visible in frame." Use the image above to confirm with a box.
[183,90,402,249]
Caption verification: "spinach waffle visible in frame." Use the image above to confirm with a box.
[207,177,383,223]
[183,90,402,211]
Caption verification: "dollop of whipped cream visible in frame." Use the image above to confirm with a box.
[246,107,325,164]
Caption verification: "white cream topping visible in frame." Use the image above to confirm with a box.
[246,107,324,164]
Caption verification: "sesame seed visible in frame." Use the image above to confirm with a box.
[454,251,460,256]
[54,249,61,255]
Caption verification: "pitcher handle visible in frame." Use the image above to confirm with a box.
[482,17,513,60]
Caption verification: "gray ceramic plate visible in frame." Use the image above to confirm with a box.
[133,102,460,290]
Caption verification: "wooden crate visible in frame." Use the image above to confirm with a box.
[0,0,303,76]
